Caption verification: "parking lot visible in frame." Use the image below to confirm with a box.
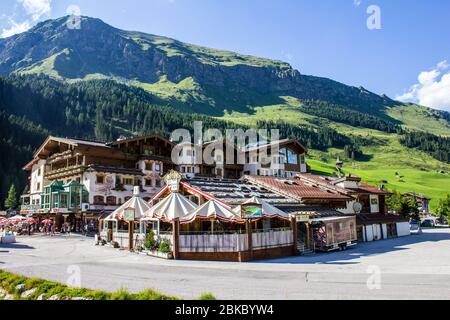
[1,229,450,300]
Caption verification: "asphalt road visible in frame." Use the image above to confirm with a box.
[1,229,450,300]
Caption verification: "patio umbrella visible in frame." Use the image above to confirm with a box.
[41,219,53,224]
[180,200,244,225]
[142,193,198,222]
[25,218,37,224]
[9,215,26,221]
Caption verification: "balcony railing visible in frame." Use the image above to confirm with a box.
[44,165,86,180]
[20,204,41,212]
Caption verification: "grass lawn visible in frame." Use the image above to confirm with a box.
[0,269,215,301]
[221,103,450,212]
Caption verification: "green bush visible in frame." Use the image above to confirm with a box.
[144,230,156,250]
[0,269,182,300]
[198,293,216,300]
[158,239,171,254]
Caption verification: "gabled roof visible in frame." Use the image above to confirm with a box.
[296,174,391,196]
[107,133,174,147]
[245,175,352,201]
[24,136,109,170]
[245,139,307,154]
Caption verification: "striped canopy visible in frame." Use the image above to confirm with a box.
[142,193,198,223]
[180,200,244,225]
[104,196,152,221]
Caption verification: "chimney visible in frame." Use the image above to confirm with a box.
[133,186,140,196]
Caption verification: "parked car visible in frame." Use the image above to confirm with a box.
[421,219,436,228]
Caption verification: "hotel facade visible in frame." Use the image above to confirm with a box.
[20,134,409,259]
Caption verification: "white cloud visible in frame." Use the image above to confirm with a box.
[396,60,450,112]
[17,0,52,21]
[1,20,31,38]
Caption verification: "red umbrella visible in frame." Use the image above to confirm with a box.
[25,218,37,224]
[42,219,53,224]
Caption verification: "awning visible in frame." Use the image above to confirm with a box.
[104,196,152,221]
[142,193,198,222]
[180,200,244,225]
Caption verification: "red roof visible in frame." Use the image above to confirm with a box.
[246,176,352,201]
[297,174,391,196]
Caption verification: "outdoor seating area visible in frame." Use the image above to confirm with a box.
[99,172,298,261]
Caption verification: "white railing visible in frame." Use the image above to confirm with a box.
[252,230,293,250]
[179,233,248,253]
[20,204,41,211]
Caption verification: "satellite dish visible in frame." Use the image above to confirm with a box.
[353,202,363,214]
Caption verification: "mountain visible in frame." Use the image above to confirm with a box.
[0,16,449,210]
[0,16,400,116]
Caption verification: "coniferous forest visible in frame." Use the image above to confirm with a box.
[0,74,449,207]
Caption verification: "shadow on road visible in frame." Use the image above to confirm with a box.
[0,243,35,250]
[260,230,450,265]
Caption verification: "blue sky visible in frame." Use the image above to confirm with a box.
[1,0,450,111]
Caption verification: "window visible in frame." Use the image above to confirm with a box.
[37,168,41,176]
[123,178,134,185]
[300,155,306,165]
[106,196,117,206]
[94,196,105,205]
[287,149,298,165]
[155,163,161,172]
[36,183,41,191]
[145,179,152,187]
[96,175,105,184]
[145,162,152,171]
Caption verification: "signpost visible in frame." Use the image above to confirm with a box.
[123,208,135,251]
[163,170,182,193]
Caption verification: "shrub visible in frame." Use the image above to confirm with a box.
[144,230,156,250]
[0,270,180,300]
[198,293,216,300]
[158,239,171,254]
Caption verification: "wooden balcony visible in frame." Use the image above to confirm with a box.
[44,165,86,180]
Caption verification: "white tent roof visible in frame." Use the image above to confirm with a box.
[180,200,243,225]
[239,197,291,220]
[142,193,198,222]
[104,196,152,221]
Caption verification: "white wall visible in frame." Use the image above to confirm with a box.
[365,225,374,242]
[396,222,411,237]
[370,195,380,213]
[382,224,388,239]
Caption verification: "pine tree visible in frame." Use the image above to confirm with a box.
[4,184,18,209]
